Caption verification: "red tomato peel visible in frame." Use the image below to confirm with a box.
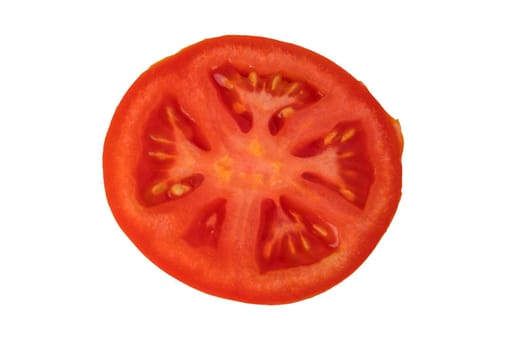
[103,35,403,304]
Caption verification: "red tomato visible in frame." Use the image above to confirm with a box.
[103,35,403,304]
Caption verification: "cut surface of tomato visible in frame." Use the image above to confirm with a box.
[103,35,403,304]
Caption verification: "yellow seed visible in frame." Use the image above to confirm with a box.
[213,73,234,90]
[271,74,282,91]
[338,151,354,159]
[287,235,296,256]
[166,106,177,128]
[312,224,328,237]
[285,82,300,95]
[151,182,167,195]
[166,106,175,127]
[170,183,191,196]
[279,106,295,119]
[340,188,356,201]
[341,128,356,142]
[289,211,303,223]
[150,134,174,144]
[299,234,310,251]
[248,71,258,87]
[262,242,273,260]
[148,151,176,160]
[324,130,338,145]
[232,101,247,114]
[224,80,234,90]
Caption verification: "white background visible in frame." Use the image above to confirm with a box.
[1,1,524,348]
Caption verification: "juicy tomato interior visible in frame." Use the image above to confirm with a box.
[103,35,403,304]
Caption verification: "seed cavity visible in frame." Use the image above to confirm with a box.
[164,100,211,151]
[185,198,226,248]
[211,64,322,135]
[294,121,374,209]
[138,96,210,206]
[257,196,339,272]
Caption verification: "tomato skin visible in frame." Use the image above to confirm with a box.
[104,35,402,304]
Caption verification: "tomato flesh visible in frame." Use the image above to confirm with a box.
[103,35,403,304]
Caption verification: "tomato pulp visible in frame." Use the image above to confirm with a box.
[103,35,403,304]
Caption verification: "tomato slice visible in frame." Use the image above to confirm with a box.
[103,35,403,304]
